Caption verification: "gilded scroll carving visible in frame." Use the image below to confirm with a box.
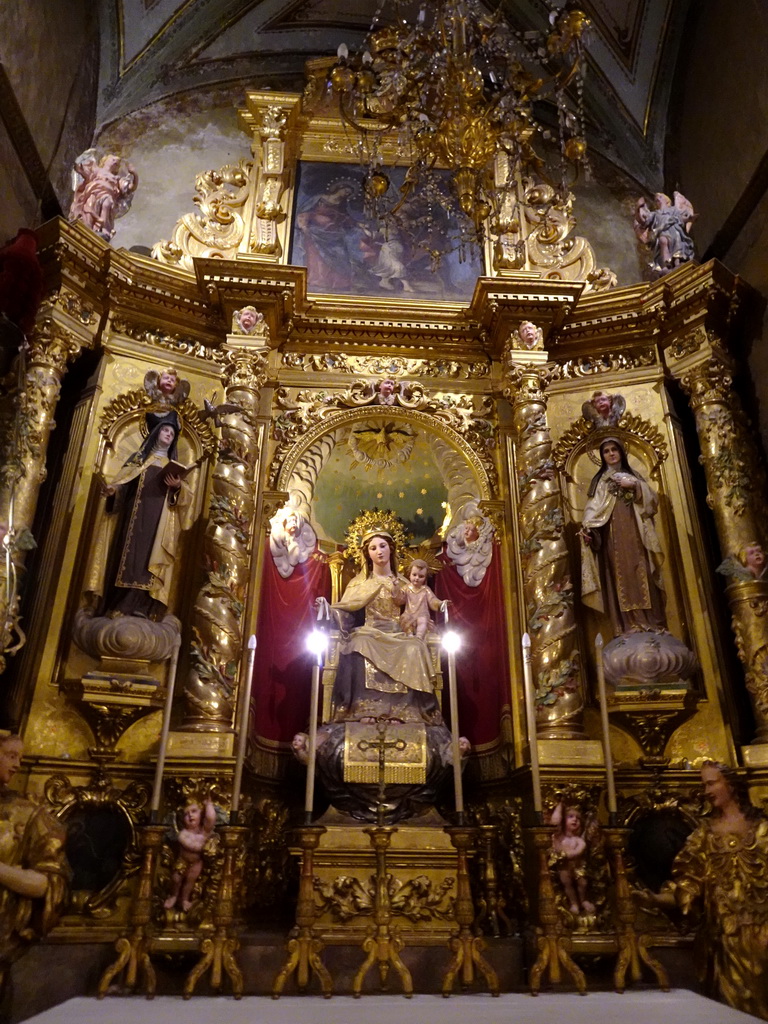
[552,413,667,471]
[556,348,656,379]
[492,170,617,292]
[314,873,455,923]
[270,383,496,493]
[151,161,252,273]
[110,318,219,362]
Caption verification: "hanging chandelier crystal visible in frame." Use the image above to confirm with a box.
[329,1,590,266]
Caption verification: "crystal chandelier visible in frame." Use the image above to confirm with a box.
[329,1,590,265]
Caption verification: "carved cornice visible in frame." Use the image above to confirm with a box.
[36,217,110,308]
[106,249,222,340]
[281,351,491,379]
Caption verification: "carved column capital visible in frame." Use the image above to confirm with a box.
[504,358,559,408]
[26,316,86,375]
[678,355,735,411]
[222,339,269,393]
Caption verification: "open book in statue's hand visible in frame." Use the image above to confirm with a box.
[161,459,198,483]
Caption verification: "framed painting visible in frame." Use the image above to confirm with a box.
[289,160,484,301]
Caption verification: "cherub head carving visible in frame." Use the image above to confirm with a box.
[516,321,543,350]
[233,305,265,335]
[143,368,190,407]
[582,390,625,427]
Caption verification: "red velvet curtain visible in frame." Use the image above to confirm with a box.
[251,542,330,745]
[434,546,510,748]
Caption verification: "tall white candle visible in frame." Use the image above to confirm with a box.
[522,633,542,815]
[595,633,617,815]
[231,634,257,815]
[304,654,322,820]
[150,637,181,814]
[443,631,464,817]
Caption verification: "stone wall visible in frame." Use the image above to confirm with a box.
[0,0,99,241]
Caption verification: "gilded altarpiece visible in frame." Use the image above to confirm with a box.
[1,77,767,999]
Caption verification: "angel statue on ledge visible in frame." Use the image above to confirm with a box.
[633,191,696,278]
[301,513,465,823]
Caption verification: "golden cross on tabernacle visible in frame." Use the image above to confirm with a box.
[356,718,407,823]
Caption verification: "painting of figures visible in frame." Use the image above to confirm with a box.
[290,161,484,300]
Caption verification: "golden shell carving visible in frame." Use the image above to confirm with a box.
[98,391,218,457]
[552,414,668,470]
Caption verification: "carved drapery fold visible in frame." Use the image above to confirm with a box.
[669,337,768,741]
[182,339,268,731]
[506,360,584,739]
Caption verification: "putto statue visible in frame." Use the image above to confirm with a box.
[633,191,696,278]
[549,800,596,916]
[143,367,189,408]
[717,541,768,582]
[581,390,625,427]
[445,501,494,587]
[69,150,138,243]
[163,798,217,914]
[514,320,544,350]
[232,305,266,336]
[269,498,317,579]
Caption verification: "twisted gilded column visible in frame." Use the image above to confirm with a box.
[182,336,267,731]
[506,359,584,739]
[668,338,768,741]
[0,314,86,671]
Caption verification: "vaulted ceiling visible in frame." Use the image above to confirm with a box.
[97,0,691,189]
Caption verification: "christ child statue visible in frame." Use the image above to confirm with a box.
[550,801,595,915]
[164,798,216,912]
[400,559,447,639]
